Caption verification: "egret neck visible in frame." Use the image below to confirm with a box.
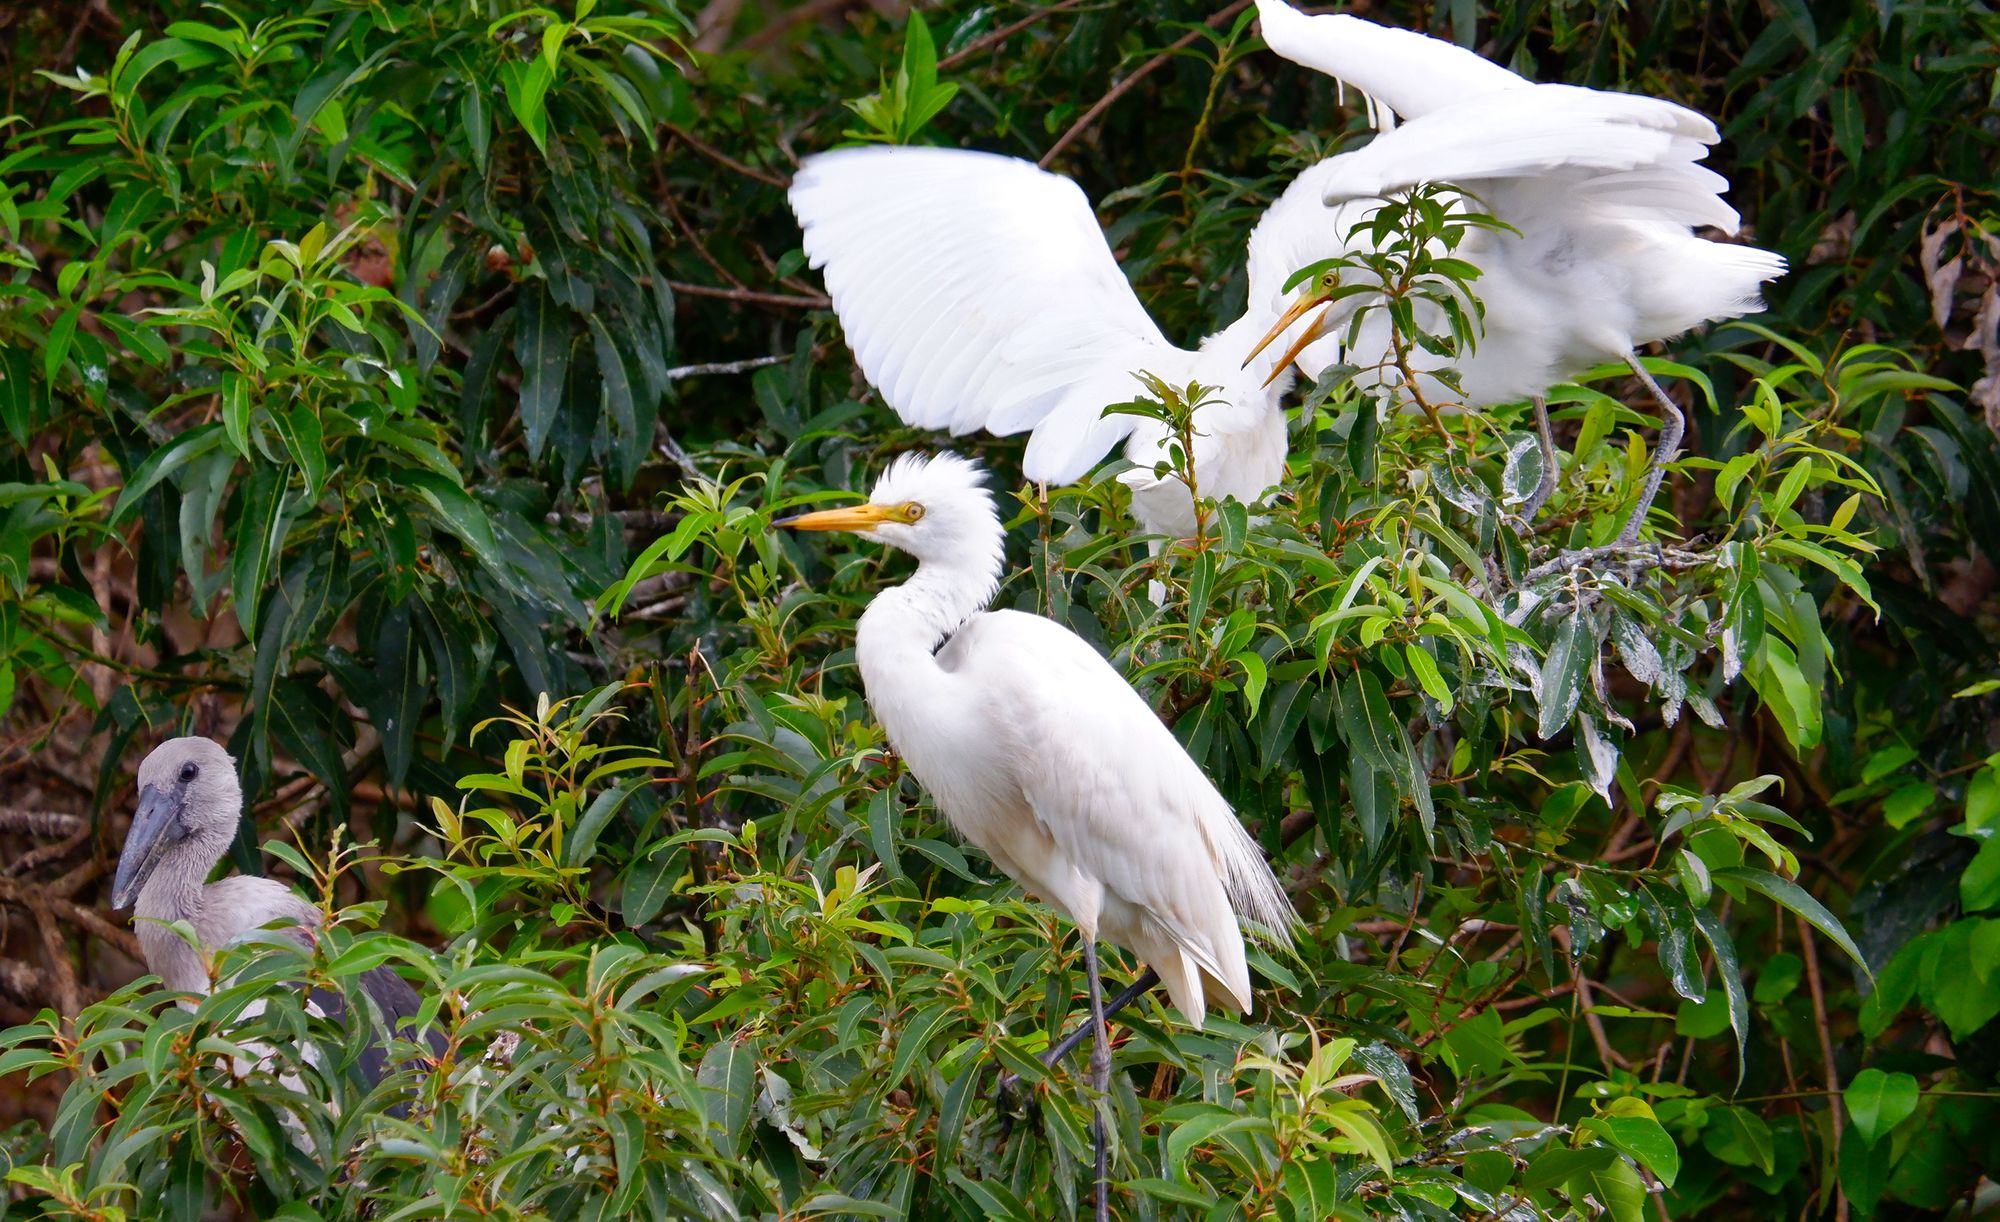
[853,509,1004,712]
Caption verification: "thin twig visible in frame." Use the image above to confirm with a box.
[0,875,140,961]
[666,354,788,380]
[1519,541,1709,586]
[34,906,82,1024]
[665,125,789,188]
[938,0,1090,70]
[5,822,91,878]
[668,281,829,309]
[1798,916,1848,1222]
[660,187,754,292]
[0,808,86,838]
[1039,0,1254,168]
[737,0,855,55]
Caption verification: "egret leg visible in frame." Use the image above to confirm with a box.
[1520,396,1558,520]
[1081,938,1112,1222]
[994,967,1158,1102]
[1615,354,1686,546]
[1042,969,1159,1071]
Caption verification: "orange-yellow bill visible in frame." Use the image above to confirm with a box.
[1244,294,1336,388]
[773,503,895,532]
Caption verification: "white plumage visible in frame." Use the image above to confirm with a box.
[776,452,1297,1215]
[788,3,1785,545]
[1251,0,1787,530]
[782,453,1295,1018]
[789,148,1295,540]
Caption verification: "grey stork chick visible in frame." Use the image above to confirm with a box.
[110,736,442,1105]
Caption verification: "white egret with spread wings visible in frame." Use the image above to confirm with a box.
[1248,0,1787,536]
[789,4,1782,550]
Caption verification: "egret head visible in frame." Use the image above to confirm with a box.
[776,452,1004,570]
[112,737,242,909]
[1242,267,1347,387]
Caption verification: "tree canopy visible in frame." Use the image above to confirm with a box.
[1,1,1997,1218]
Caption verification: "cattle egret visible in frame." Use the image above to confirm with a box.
[1249,0,1787,538]
[775,452,1296,1219]
[111,737,440,1112]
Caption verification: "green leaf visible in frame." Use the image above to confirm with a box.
[1166,1108,1269,1181]
[1521,1146,1616,1193]
[1963,836,2000,913]
[697,1038,755,1159]
[1337,669,1400,775]
[1744,636,1822,751]
[1860,935,1923,1039]
[400,470,504,572]
[620,842,678,926]
[1752,953,1802,1004]
[514,282,569,460]
[1537,613,1587,738]
[1967,765,2000,832]
[887,1001,954,1089]
[220,371,252,457]
[1584,1115,1680,1188]
[1882,781,1936,829]
[228,465,290,640]
[111,423,226,523]
[1844,1068,1920,1146]
[1690,906,1749,1081]
[1701,1105,1775,1174]
[1404,642,1453,714]
[501,57,554,153]
[1711,867,1870,980]
[1565,1157,1648,1222]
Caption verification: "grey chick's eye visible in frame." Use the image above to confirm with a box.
[179,763,199,783]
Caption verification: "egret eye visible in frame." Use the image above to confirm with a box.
[904,503,926,522]
[178,762,199,782]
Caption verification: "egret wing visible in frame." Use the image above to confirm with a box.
[955,612,1296,997]
[1255,0,1527,124]
[790,146,1187,483]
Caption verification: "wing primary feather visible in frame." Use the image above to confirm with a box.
[790,146,1186,476]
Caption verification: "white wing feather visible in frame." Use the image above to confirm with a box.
[1255,0,1526,122]
[943,611,1296,1020]
[1247,10,1781,385]
[789,146,1188,484]
[1245,88,1731,315]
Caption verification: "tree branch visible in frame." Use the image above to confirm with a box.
[938,0,1091,70]
[668,281,829,309]
[0,807,86,838]
[1040,0,1254,168]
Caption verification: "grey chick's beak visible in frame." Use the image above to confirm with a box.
[111,784,187,910]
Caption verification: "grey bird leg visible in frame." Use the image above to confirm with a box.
[1082,938,1112,1222]
[995,967,1158,1100]
[1520,396,1558,519]
[1041,969,1158,1071]
[1616,353,1686,546]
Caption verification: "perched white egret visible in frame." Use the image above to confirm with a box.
[1248,0,1787,537]
[776,452,1296,1219]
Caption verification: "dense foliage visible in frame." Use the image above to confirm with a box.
[1,0,1997,1218]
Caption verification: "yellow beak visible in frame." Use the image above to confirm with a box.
[1240,282,1352,388]
[773,503,895,532]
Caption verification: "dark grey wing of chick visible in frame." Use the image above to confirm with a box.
[280,927,440,1110]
